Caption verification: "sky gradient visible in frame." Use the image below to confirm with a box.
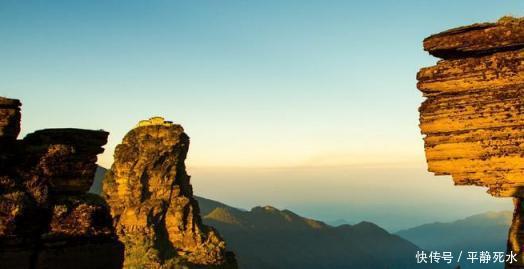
[2,0,523,230]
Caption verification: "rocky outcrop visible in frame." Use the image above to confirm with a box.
[423,17,524,59]
[418,17,524,198]
[0,97,21,141]
[0,97,123,269]
[508,198,524,268]
[417,17,524,268]
[103,117,237,269]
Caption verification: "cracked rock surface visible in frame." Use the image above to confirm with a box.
[0,97,123,269]
[103,117,237,269]
[417,17,524,268]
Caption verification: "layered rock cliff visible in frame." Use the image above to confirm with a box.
[417,17,524,268]
[103,117,237,269]
[0,97,123,269]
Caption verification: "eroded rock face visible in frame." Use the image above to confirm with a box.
[423,17,524,59]
[508,198,524,267]
[417,17,524,198]
[417,17,524,268]
[0,97,21,141]
[21,129,109,195]
[0,97,123,269]
[103,117,237,269]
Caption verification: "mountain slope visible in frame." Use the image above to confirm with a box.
[327,218,352,226]
[197,195,245,216]
[396,211,512,269]
[88,166,107,194]
[197,196,444,269]
[397,211,511,251]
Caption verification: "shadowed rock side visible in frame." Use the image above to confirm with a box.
[103,117,237,269]
[417,17,524,268]
[0,97,21,140]
[0,97,123,269]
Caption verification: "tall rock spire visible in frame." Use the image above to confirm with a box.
[103,117,237,268]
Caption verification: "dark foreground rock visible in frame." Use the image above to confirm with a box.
[0,97,123,269]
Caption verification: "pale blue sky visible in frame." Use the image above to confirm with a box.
[1,1,522,229]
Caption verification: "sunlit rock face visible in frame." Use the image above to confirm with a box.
[417,17,524,198]
[0,97,124,269]
[417,17,524,268]
[103,117,237,269]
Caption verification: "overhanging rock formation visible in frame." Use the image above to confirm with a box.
[0,97,124,269]
[417,17,524,268]
[103,117,237,269]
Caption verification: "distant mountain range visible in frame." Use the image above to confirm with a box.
[196,196,442,269]
[88,166,107,194]
[396,211,511,269]
[327,218,353,227]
